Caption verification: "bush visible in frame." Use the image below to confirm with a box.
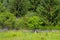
[15,16,43,30]
[26,16,43,30]
[0,11,16,29]
[15,17,29,29]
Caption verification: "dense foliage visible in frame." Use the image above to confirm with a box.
[0,0,60,30]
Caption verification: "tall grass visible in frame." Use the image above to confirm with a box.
[0,30,60,40]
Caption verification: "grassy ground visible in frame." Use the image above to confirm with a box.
[0,30,60,40]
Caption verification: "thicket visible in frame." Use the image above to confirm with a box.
[0,0,60,30]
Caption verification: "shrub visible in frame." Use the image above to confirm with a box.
[27,16,43,30]
[0,11,16,29]
[15,17,29,29]
[15,16,43,30]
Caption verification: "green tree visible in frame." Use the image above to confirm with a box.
[36,0,60,26]
[9,0,30,17]
[29,0,40,12]
[0,2,6,13]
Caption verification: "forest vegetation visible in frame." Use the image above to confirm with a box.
[0,0,60,30]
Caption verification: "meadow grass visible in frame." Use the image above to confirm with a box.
[0,30,60,40]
